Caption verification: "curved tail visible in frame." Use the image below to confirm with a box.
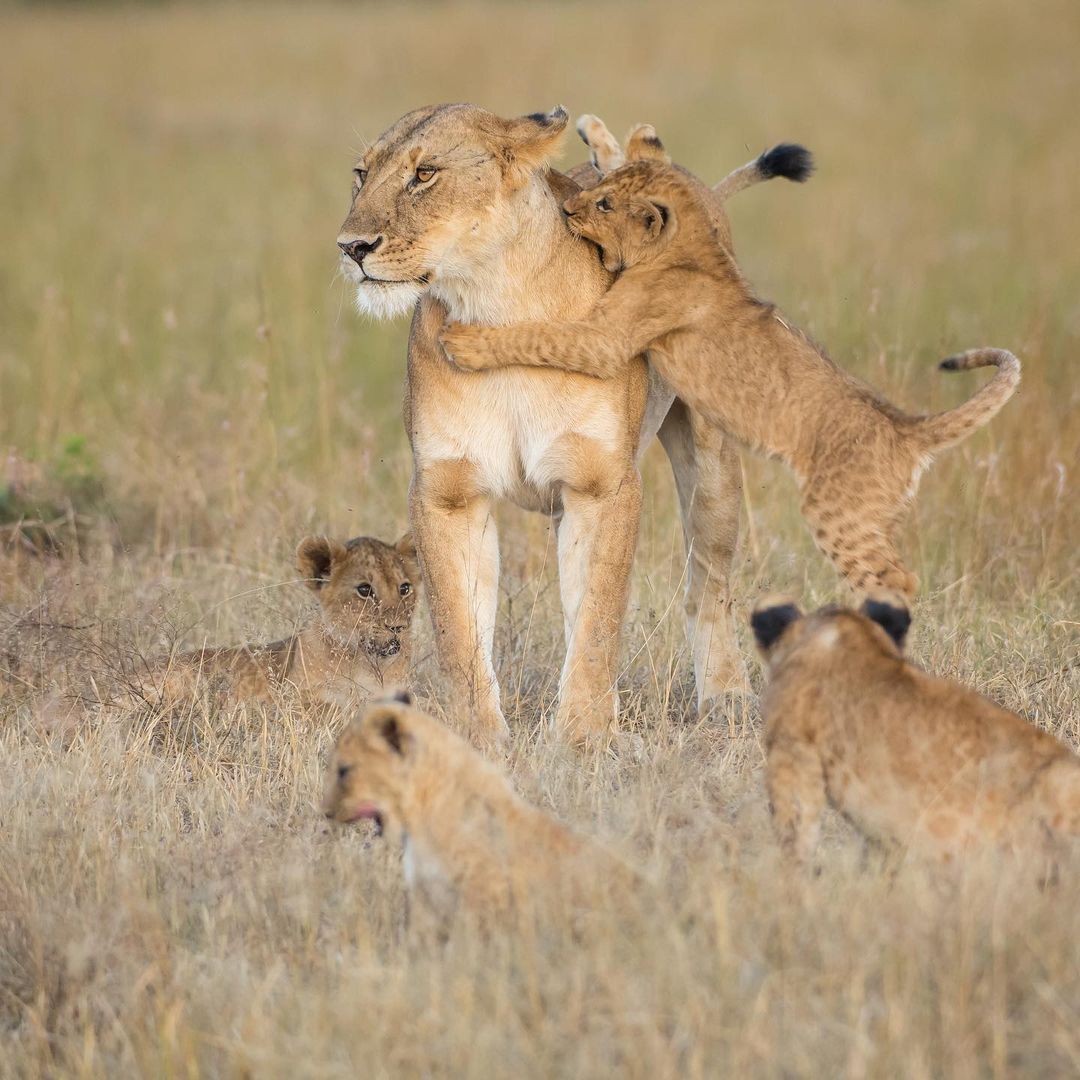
[909,348,1021,453]
[713,143,814,202]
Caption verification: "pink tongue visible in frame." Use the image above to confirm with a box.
[350,803,380,822]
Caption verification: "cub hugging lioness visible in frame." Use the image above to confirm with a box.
[441,128,1019,599]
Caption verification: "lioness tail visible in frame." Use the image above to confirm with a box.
[713,143,815,201]
[910,348,1021,454]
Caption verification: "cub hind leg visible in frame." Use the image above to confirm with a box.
[800,480,918,599]
[767,734,828,864]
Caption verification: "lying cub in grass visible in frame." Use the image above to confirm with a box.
[752,594,1080,864]
[323,694,636,927]
[154,533,418,709]
[441,136,1019,599]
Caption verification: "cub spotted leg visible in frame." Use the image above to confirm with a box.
[553,458,643,745]
[657,400,749,712]
[767,734,828,864]
[410,460,508,746]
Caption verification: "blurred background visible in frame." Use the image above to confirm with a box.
[1,0,1077,639]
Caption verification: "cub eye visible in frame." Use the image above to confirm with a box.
[337,764,352,782]
[356,583,374,599]
[353,167,368,188]
[596,197,613,213]
[399,582,412,596]
[414,165,436,184]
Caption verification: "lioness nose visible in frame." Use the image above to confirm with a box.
[338,236,383,265]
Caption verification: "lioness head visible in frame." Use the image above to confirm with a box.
[561,159,685,273]
[322,691,424,835]
[337,103,569,320]
[751,592,912,668]
[296,533,419,658]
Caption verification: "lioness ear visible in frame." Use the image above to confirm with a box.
[624,123,671,165]
[860,595,912,650]
[494,106,569,185]
[751,597,803,653]
[296,536,345,590]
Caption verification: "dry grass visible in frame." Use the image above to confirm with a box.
[1,0,1079,1075]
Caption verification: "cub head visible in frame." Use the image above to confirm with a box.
[322,691,420,836]
[561,159,683,273]
[751,591,912,670]
[337,103,569,319]
[296,532,420,659]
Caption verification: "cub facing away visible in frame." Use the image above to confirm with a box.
[155,534,419,709]
[441,146,1020,599]
[752,595,1080,864]
[323,694,636,927]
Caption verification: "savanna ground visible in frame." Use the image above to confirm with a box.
[1,0,1078,1075]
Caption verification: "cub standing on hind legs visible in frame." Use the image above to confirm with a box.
[152,533,419,709]
[441,132,1020,599]
[751,594,1080,865]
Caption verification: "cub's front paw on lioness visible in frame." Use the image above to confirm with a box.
[439,323,499,372]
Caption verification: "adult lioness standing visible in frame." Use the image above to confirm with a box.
[336,104,795,744]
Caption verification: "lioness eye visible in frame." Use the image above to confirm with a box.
[399,582,412,596]
[596,197,613,213]
[353,167,368,187]
[356,583,374,599]
[415,165,436,184]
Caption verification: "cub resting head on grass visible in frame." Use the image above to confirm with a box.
[752,594,1080,865]
[152,533,418,709]
[323,693,638,928]
[441,127,1019,600]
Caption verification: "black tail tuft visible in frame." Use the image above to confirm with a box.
[939,356,961,371]
[757,143,814,183]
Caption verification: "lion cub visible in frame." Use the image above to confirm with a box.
[441,139,1019,599]
[752,594,1080,864]
[156,534,419,708]
[323,694,635,925]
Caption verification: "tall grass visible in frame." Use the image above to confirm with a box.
[1,1,1078,1075]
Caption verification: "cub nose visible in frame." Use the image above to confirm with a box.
[337,236,383,265]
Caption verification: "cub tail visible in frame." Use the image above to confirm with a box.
[713,143,814,202]
[910,348,1021,454]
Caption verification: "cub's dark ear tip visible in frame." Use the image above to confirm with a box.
[392,689,413,705]
[758,143,814,183]
[861,598,912,647]
[751,602,801,649]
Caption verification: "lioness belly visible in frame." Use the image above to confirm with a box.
[412,365,657,512]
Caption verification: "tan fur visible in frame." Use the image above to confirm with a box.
[752,595,1080,864]
[440,157,1020,598]
[154,534,419,708]
[336,106,808,743]
[323,696,635,927]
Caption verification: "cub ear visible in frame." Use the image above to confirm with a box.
[494,105,569,184]
[394,531,420,578]
[624,122,671,165]
[391,689,413,706]
[860,594,912,650]
[635,198,672,241]
[750,597,803,653]
[296,536,345,590]
[374,708,412,756]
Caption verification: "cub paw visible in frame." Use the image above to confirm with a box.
[439,324,494,372]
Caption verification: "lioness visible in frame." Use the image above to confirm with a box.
[323,693,636,926]
[440,142,1019,598]
[752,595,1080,864]
[154,534,419,708]
[336,104,812,743]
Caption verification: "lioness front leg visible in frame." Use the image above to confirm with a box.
[441,319,634,379]
[410,461,508,747]
[554,461,643,745]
